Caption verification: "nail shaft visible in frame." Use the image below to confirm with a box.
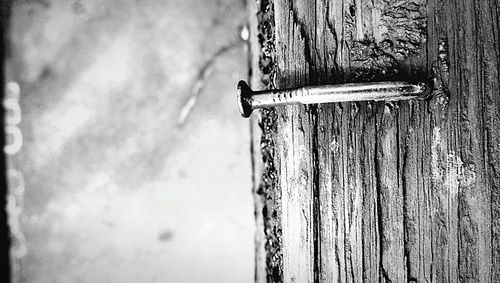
[237,80,430,118]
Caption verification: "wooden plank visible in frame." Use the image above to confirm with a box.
[480,0,500,280]
[251,0,500,281]
[274,3,316,281]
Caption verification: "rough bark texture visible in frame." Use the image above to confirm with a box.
[250,0,500,282]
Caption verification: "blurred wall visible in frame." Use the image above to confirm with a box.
[5,0,253,282]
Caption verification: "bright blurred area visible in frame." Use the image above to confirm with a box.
[3,0,254,282]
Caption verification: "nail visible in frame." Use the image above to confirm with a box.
[237,80,430,118]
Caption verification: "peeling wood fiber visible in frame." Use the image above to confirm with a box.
[253,0,283,282]
[251,0,500,282]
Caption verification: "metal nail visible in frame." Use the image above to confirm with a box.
[237,80,430,118]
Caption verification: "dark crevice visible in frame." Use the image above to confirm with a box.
[359,106,367,281]
[311,105,321,283]
[400,109,415,282]
[288,1,315,84]
[381,266,392,283]
[374,107,386,282]
[1,0,12,281]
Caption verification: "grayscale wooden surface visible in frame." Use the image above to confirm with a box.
[250,0,500,282]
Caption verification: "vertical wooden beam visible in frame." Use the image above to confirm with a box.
[274,2,316,280]
[251,0,500,281]
[480,0,500,280]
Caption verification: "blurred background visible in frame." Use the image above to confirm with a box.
[3,0,254,282]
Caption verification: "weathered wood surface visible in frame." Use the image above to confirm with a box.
[250,0,500,282]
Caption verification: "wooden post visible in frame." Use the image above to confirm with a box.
[250,0,500,282]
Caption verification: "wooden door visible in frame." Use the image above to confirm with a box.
[249,0,500,282]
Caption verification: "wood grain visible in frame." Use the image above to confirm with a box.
[251,0,500,282]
